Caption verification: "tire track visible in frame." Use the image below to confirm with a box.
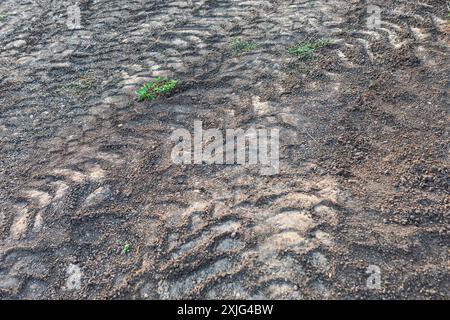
[0,0,448,299]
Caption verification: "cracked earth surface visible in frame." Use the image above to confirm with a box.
[0,0,448,299]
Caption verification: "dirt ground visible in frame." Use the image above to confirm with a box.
[0,0,448,299]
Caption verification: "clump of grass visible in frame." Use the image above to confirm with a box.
[0,12,6,21]
[121,243,130,255]
[136,77,179,101]
[229,38,257,54]
[59,71,97,97]
[288,38,330,60]
[77,73,96,90]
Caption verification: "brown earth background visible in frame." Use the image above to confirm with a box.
[0,0,448,299]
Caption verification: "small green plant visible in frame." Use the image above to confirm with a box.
[78,73,96,90]
[59,71,97,97]
[122,243,130,254]
[136,77,179,101]
[0,12,5,21]
[288,38,330,60]
[229,38,257,54]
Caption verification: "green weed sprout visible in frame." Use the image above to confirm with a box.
[137,77,179,101]
[230,38,257,54]
[288,38,330,60]
[122,243,130,254]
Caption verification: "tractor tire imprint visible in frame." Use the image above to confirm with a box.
[0,0,448,299]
